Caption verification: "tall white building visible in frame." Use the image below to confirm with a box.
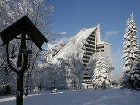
[81,25,113,88]
[46,24,113,89]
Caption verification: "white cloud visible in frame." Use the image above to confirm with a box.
[104,31,118,41]
[59,32,66,35]
[106,31,118,36]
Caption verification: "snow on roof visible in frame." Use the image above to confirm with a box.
[75,27,96,41]
[75,24,101,43]
[51,25,100,63]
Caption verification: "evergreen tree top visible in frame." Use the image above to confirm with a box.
[130,12,134,20]
[126,13,136,27]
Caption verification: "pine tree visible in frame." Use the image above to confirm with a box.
[92,53,112,89]
[122,13,140,90]
[130,53,140,90]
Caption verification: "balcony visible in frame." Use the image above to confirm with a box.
[83,63,87,67]
[84,44,95,48]
[83,55,90,59]
[85,48,95,52]
[82,59,89,63]
[84,52,93,55]
[86,39,95,44]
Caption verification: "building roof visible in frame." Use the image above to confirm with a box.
[50,24,101,63]
[75,24,101,43]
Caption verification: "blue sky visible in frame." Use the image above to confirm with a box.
[47,0,140,77]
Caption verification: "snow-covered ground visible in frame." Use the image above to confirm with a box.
[0,89,140,105]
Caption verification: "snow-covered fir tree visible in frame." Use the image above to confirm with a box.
[122,13,140,90]
[92,53,112,89]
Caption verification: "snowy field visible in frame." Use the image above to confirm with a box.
[0,89,140,105]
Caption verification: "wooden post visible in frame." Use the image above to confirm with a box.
[16,73,24,105]
[16,32,28,105]
[0,16,48,105]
